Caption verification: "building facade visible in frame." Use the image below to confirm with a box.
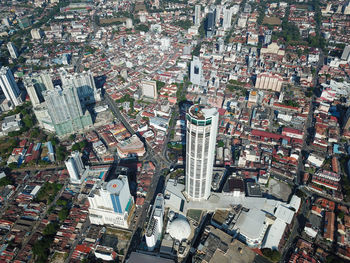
[185,105,219,201]
[190,56,203,86]
[65,151,85,184]
[43,86,93,136]
[0,66,21,107]
[7,42,18,59]
[145,193,165,251]
[88,175,134,228]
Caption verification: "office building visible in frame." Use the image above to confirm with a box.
[206,9,216,37]
[145,194,165,251]
[60,70,101,105]
[222,8,232,30]
[190,56,203,86]
[0,66,21,107]
[65,151,85,184]
[185,105,219,201]
[7,42,18,59]
[43,86,93,136]
[194,5,201,26]
[88,174,134,228]
[140,80,158,99]
[24,71,54,106]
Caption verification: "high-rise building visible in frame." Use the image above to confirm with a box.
[223,8,232,30]
[344,107,350,130]
[88,173,134,228]
[194,5,201,26]
[341,45,350,61]
[24,71,54,106]
[216,5,222,25]
[43,86,93,136]
[190,56,203,86]
[206,9,216,37]
[140,80,158,99]
[7,42,18,59]
[60,70,101,105]
[0,66,21,107]
[65,151,85,184]
[145,193,165,251]
[185,105,219,201]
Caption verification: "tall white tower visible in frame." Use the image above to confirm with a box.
[65,151,85,184]
[145,193,164,251]
[0,66,21,107]
[185,105,219,201]
[194,5,201,26]
[7,42,18,59]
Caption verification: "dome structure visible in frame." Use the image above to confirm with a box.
[168,217,191,241]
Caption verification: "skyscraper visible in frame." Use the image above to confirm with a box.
[194,5,201,26]
[43,86,93,136]
[24,71,54,106]
[0,66,21,107]
[60,70,101,105]
[88,173,134,228]
[65,151,85,184]
[223,8,233,30]
[7,42,18,59]
[206,8,216,37]
[145,193,165,251]
[185,105,219,201]
[264,30,272,45]
[190,56,203,86]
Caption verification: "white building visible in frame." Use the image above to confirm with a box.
[0,66,21,107]
[194,5,201,26]
[145,193,165,251]
[65,151,85,184]
[60,70,101,105]
[185,105,219,201]
[223,8,233,30]
[140,80,158,99]
[31,28,44,40]
[255,72,283,92]
[88,175,134,229]
[24,71,54,106]
[7,42,18,59]
[190,56,203,86]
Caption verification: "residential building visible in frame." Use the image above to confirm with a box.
[24,71,54,106]
[0,66,21,107]
[116,135,146,158]
[43,86,93,136]
[185,105,219,201]
[194,5,201,26]
[223,8,232,30]
[7,42,18,59]
[60,70,101,105]
[65,151,85,184]
[31,28,44,40]
[88,175,134,228]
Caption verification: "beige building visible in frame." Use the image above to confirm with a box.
[141,80,158,100]
[255,73,283,92]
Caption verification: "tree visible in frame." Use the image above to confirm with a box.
[261,248,281,262]
[135,24,149,32]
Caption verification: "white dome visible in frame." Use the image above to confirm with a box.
[168,217,191,241]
